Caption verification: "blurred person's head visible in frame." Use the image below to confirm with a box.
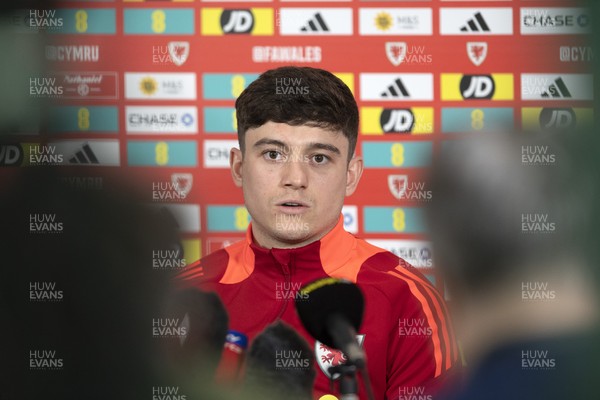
[425,132,598,362]
[0,167,219,399]
[230,66,363,249]
[245,321,316,400]
[163,288,228,381]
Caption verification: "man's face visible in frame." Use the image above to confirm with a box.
[230,121,363,249]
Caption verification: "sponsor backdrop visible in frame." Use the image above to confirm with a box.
[4,1,593,295]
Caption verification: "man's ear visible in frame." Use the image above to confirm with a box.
[230,147,243,188]
[345,155,364,196]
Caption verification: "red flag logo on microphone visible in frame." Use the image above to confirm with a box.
[315,334,365,379]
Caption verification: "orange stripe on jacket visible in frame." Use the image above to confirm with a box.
[388,270,444,377]
[396,264,458,362]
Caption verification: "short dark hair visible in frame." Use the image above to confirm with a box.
[235,66,359,160]
[245,321,316,400]
[164,289,228,378]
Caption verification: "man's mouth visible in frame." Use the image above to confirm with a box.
[277,200,309,209]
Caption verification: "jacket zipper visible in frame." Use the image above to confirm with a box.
[274,262,291,320]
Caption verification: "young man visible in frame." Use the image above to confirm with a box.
[178,66,457,399]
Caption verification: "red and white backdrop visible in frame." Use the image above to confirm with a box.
[10,0,594,294]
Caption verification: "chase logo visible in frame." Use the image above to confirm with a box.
[522,107,593,131]
[361,107,433,135]
[204,140,238,168]
[123,9,195,35]
[126,106,197,134]
[201,8,273,35]
[441,74,513,101]
[521,8,591,35]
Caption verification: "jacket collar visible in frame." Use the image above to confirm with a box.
[243,214,356,275]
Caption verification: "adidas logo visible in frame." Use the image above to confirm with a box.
[68,143,99,164]
[300,13,329,32]
[541,78,571,98]
[460,12,490,32]
[381,78,410,98]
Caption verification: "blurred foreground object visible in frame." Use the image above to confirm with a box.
[245,321,316,400]
[426,132,600,400]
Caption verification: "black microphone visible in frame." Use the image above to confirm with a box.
[295,278,366,368]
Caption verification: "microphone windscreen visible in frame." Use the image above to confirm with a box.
[295,278,364,348]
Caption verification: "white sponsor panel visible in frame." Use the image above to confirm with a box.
[342,205,358,234]
[153,204,201,233]
[440,8,513,35]
[359,8,432,35]
[521,8,591,35]
[279,8,353,35]
[126,106,198,134]
[125,73,197,100]
[50,140,120,166]
[204,140,238,168]
[366,239,433,268]
[360,73,433,101]
[521,74,593,101]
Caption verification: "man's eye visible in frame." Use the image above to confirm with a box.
[312,154,329,164]
[264,151,282,160]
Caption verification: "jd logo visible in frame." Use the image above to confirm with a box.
[221,10,254,34]
[460,75,495,99]
[380,109,415,133]
[539,108,576,129]
[0,144,23,166]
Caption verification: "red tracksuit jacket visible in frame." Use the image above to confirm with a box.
[177,215,457,399]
